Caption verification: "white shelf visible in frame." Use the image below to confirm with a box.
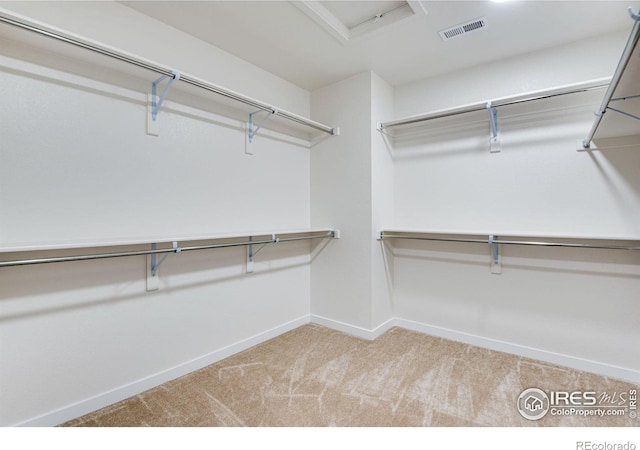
[379,229,640,248]
[587,10,640,147]
[378,79,610,133]
[0,228,336,254]
[0,10,337,142]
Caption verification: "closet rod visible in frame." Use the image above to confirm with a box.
[379,232,640,251]
[378,80,610,130]
[583,8,640,149]
[0,14,336,136]
[0,231,336,268]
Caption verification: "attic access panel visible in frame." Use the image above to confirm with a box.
[322,0,407,28]
[294,0,427,44]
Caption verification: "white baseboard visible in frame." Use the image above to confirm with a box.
[305,314,638,383]
[15,315,311,427]
[394,318,640,384]
[309,314,395,340]
[17,314,638,426]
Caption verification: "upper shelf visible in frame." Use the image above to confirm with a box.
[0,10,338,142]
[377,79,610,151]
[584,7,640,149]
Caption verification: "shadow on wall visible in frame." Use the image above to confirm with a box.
[391,238,640,339]
[0,239,318,323]
[391,238,640,279]
[585,145,640,217]
[2,34,316,146]
[389,106,597,161]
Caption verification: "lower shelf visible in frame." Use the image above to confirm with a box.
[0,228,338,268]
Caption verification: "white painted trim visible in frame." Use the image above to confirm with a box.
[15,313,638,426]
[309,314,395,340]
[14,315,311,427]
[371,318,397,339]
[407,1,429,17]
[394,318,640,384]
[291,1,350,45]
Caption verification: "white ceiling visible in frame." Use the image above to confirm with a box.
[121,1,636,91]
[322,0,409,28]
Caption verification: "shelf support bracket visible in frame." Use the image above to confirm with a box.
[151,71,180,121]
[248,107,277,143]
[606,106,640,122]
[487,102,501,153]
[246,234,277,273]
[489,234,502,274]
[150,241,181,277]
[147,242,181,292]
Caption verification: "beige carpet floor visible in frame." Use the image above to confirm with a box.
[63,324,639,427]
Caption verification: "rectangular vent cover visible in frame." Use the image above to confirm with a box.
[439,17,487,41]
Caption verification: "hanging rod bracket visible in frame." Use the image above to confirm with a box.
[488,234,502,274]
[248,107,277,143]
[151,70,180,121]
[247,234,278,273]
[150,241,181,277]
[487,102,501,153]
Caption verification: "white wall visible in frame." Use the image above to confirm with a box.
[310,72,395,334]
[390,30,640,380]
[370,73,395,329]
[0,2,315,426]
[0,1,309,115]
[1,0,638,427]
[311,73,374,331]
[394,30,629,118]
[0,60,310,244]
[393,96,640,237]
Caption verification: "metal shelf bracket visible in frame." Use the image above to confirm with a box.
[151,70,180,121]
[150,241,181,277]
[606,106,640,121]
[489,234,502,274]
[487,102,501,153]
[146,241,181,291]
[247,234,278,273]
[248,107,277,143]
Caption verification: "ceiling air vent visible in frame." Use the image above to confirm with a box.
[439,17,487,41]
